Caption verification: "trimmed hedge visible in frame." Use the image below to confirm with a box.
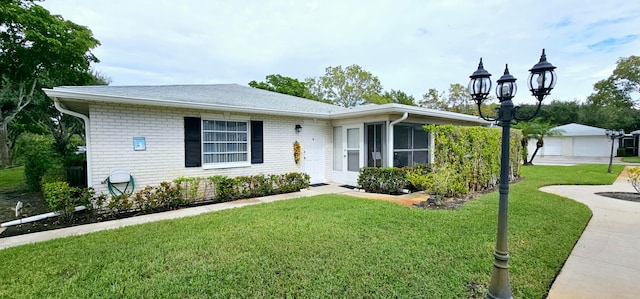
[358,125,522,198]
[358,164,432,194]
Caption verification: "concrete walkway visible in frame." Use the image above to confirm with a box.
[544,167,640,299]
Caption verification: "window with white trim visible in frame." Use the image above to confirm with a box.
[393,123,429,167]
[202,120,249,165]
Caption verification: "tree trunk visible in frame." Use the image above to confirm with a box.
[0,122,10,167]
[528,142,543,165]
[521,138,529,165]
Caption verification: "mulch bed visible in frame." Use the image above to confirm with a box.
[595,192,640,203]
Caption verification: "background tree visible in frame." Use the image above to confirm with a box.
[248,74,314,99]
[420,83,479,115]
[305,64,383,107]
[612,56,640,106]
[0,0,100,167]
[523,122,564,165]
[383,89,416,106]
[419,88,446,110]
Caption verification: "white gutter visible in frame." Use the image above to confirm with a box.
[387,112,408,167]
[53,98,92,187]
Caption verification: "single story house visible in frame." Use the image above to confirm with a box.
[44,84,490,195]
[526,123,620,159]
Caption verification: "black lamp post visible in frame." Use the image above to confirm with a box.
[468,49,557,299]
[605,129,625,173]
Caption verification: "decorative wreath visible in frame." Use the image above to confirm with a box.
[293,141,301,164]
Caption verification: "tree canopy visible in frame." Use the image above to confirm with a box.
[419,83,481,115]
[248,74,314,99]
[305,64,383,107]
[0,0,101,166]
[588,55,640,109]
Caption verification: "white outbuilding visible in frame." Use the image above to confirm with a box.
[527,123,621,159]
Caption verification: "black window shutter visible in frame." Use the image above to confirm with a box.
[184,117,201,167]
[251,121,263,164]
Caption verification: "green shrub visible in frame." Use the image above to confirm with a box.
[40,166,67,185]
[106,194,133,216]
[41,181,94,222]
[132,182,184,212]
[404,163,432,191]
[425,124,520,194]
[358,167,407,194]
[14,133,60,191]
[174,176,212,202]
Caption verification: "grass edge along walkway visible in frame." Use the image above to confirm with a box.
[0,164,623,298]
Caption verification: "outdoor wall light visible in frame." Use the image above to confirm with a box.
[467,49,557,299]
[295,124,302,133]
[605,129,625,173]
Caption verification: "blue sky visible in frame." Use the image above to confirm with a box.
[41,0,640,105]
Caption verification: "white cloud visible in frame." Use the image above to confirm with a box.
[41,0,640,104]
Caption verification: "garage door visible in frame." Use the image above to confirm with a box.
[540,137,562,156]
[572,137,610,157]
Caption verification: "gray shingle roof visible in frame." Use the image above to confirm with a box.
[52,84,347,115]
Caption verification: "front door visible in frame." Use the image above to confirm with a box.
[303,125,325,184]
[344,124,363,184]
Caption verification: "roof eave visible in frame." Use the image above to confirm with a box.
[43,89,333,119]
[330,103,491,125]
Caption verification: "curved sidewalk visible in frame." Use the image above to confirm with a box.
[542,169,640,299]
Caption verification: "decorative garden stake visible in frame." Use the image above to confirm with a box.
[468,49,557,299]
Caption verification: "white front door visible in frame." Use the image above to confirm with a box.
[303,125,325,184]
[343,124,363,185]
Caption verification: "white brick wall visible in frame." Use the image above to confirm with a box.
[88,103,322,195]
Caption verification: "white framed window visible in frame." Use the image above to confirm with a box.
[202,120,249,168]
[393,123,429,167]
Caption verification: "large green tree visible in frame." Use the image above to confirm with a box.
[588,55,640,108]
[248,74,314,99]
[0,0,100,167]
[305,64,383,107]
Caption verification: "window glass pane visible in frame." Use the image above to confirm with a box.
[393,151,409,168]
[413,125,429,149]
[203,120,214,130]
[394,125,411,149]
[413,150,428,165]
[347,150,359,172]
[347,128,359,148]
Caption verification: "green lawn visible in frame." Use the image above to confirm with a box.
[0,166,25,192]
[0,164,623,298]
[622,156,640,163]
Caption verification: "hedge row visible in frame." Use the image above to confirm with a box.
[42,172,310,221]
[357,164,432,195]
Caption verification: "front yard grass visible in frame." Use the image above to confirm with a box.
[0,164,623,298]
